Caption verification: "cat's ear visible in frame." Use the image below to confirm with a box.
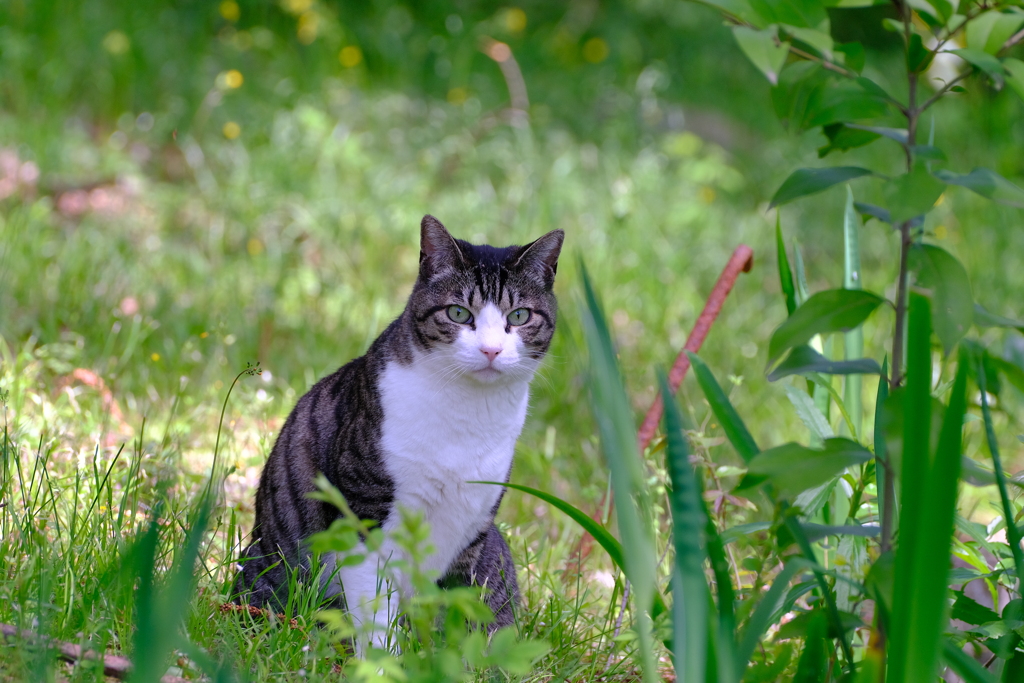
[419,215,464,279]
[515,229,564,289]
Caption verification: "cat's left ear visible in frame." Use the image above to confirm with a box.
[515,229,564,289]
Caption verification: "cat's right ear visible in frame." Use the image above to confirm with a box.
[419,215,464,280]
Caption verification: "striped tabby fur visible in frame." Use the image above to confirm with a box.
[234,215,563,644]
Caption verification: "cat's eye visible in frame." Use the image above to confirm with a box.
[507,308,531,326]
[447,305,473,324]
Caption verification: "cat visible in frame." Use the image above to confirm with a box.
[233,215,563,651]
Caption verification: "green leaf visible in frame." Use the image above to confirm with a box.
[835,41,865,72]
[580,264,659,683]
[777,216,797,315]
[966,11,1024,55]
[884,163,946,223]
[691,0,761,24]
[907,33,935,73]
[1005,58,1024,102]
[950,48,1006,86]
[951,591,1000,626]
[889,297,969,682]
[783,25,834,58]
[818,123,880,157]
[943,638,999,683]
[747,0,828,28]
[494,481,626,572]
[846,124,908,144]
[770,166,875,207]
[974,303,1024,332]
[738,438,873,496]
[935,167,1024,208]
[792,611,830,682]
[800,523,880,542]
[720,521,773,545]
[736,562,807,675]
[768,345,882,381]
[805,83,890,127]
[909,243,973,355]
[767,288,887,365]
[687,351,760,463]
[843,184,864,437]
[661,376,711,683]
[733,26,791,85]
[920,0,954,23]
[784,383,834,442]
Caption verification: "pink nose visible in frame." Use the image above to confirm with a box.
[480,347,501,363]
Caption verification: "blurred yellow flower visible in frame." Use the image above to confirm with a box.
[583,37,609,64]
[102,30,130,55]
[282,0,313,14]
[447,87,468,105]
[151,353,161,361]
[200,331,209,339]
[699,186,716,203]
[339,45,363,67]
[220,0,240,21]
[247,237,264,255]
[297,11,318,44]
[223,121,241,139]
[935,224,948,239]
[504,7,527,34]
[218,69,244,89]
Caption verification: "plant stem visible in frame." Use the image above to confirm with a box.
[890,221,913,389]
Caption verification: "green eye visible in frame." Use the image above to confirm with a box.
[507,308,531,326]
[447,305,472,324]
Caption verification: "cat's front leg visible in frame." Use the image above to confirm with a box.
[329,544,403,655]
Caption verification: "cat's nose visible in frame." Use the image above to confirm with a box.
[480,346,502,363]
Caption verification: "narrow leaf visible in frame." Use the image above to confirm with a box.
[943,638,999,683]
[800,523,881,542]
[770,166,875,207]
[768,289,886,365]
[974,303,1024,332]
[687,351,760,462]
[1005,58,1024,102]
[777,215,797,316]
[767,345,882,381]
[784,383,835,442]
[660,376,710,683]
[736,562,807,674]
[493,481,625,571]
[950,48,1006,86]
[843,185,864,438]
[936,167,1024,208]
[581,265,659,683]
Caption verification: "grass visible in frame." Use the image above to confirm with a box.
[2,3,1024,681]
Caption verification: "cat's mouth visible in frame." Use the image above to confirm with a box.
[471,366,503,382]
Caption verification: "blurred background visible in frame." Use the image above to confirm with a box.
[1,0,1023,526]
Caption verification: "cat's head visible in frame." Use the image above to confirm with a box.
[404,215,563,385]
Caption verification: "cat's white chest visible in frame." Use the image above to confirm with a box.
[377,358,529,576]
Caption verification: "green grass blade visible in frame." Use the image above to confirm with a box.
[581,264,659,683]
[942,638,998,683]
[843,185,864,439]
[777,214,797,316]
[976,352,1024,588]
[483,481,626,573]
[875,357,895,545]
[660,374,709,683]
[736,562,805,674]
[890,296,968,682]
[686,351,759,463]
